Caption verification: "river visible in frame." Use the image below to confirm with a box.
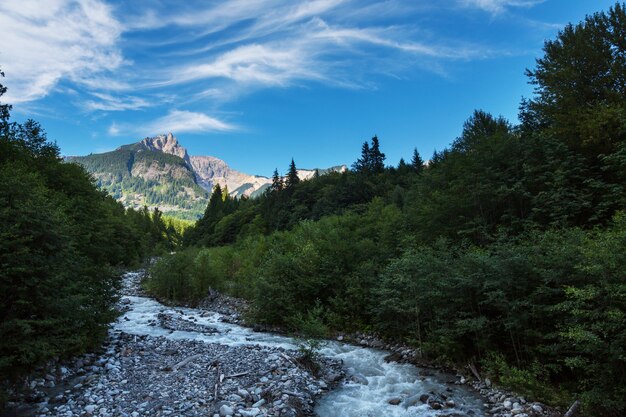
[115,271,487,417]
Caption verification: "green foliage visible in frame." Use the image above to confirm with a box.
[68,143,209,219]
[285,159,300,189]
[482,353,565,405]
[0,75,174,386]
[174,7,626,411]
[352,135,386,173]
[145,249,199,302]
[297,338,324,376]
[8,3,626,414]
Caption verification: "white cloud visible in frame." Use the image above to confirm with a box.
[107,123,121,136]
[0,0,123,103]
[84,93,150,111]
[153,14,484,94]
[459,0,544,14]
[1,0,497,113]
[110,110,236,136]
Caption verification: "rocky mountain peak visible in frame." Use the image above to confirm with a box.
[141,133,189,163]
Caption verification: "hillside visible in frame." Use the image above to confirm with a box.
[68,133,347,219]
[67,137,209,220]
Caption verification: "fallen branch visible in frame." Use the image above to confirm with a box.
[225,371,249,378]
[564,400,581,417]
[467,362,482,382]
[280,352,297,365]
[170,354,202,372]
[213,362,221,404]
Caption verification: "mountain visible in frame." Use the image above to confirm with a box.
[67,133,347,219]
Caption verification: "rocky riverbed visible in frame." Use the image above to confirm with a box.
[3,271,558,417]
[4,272,343,417]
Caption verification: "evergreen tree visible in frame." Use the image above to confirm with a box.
[271,168,283,192]
[352,141,371,172]
[208,184,223,211]
[369,135,386,173]
[411,148,424,174]
[285,158,300,189]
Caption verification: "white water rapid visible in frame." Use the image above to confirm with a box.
[115,272,486,417]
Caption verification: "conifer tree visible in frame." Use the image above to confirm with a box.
[208,184,223,212]
[411,148,424,174]
[369,135,386,173]
[285,158,300,189]
[271,168,283,192]
[352,141,371,172]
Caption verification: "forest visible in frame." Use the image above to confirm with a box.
[0,71,181,401]
[68,143,209,220]
[145,5,626,416]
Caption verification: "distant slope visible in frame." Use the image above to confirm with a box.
[66,138,208,220]
[67,133,347,220]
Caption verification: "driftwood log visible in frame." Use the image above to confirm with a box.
[563,400,581,417]
[225,371,249,378]
[467,362,482,382]
[170,354,202,372]
[212,362,221,404]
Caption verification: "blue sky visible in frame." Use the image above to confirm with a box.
[0,0,618,176]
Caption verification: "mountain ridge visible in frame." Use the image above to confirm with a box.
[67,133,347,219]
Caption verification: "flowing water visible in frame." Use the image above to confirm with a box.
[115,273,486,417]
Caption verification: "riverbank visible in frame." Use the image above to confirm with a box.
[182,277,561,417]
[4,271,553,417]
[2,271,344,417]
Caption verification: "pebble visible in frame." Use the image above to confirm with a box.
[4,270,344,417]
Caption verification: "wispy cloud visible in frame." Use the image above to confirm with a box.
[0,0,123,103]
[459,0,545,14]
[84,92,150,111]
[109,110,237,136]
[1,0,513,122]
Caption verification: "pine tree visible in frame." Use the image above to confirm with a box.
[369,135,386,173]
[411,148,424,174]
[207,185,223,212]
[352,141,371,172]
[271,168,283,192]
[285,158,300,189]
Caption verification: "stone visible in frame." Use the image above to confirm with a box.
[252,399,266,408]
[531,404,543,413]
[350,373,368,385]
[240,408,260,417]
[219,404,234,416]
[402,394,423,407]
[388,398,402,405]
[430,402,443,410]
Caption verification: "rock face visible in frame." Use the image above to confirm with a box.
[140,132,190,163]
[190,155,273,198]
